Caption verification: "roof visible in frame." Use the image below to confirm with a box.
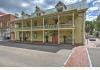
[16,0,87,20]
[0,12,7,16]
[55,1,67,9]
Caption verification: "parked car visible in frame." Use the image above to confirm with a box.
[89,35,96,41]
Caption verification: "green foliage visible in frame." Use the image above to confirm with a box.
[85,21,94,34]
[95,15,100,31]
[85,15,100,35]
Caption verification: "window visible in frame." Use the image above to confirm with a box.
[33,32,37,39]
[37,12,41,16]
[57,6,63,12]
[54,19,58,24]
[34,20,37,26]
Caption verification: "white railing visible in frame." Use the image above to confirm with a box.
[44,25,58,29]
[15,23,74,31]
[32,26,43,30]
[59,23,73,28]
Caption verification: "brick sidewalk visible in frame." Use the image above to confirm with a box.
[64,47,90,67]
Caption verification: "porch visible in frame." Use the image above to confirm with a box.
[14,29,75,45]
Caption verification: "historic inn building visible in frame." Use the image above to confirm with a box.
[10,0,87,45]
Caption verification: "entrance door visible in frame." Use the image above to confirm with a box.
[11,32,15,41]
[45,36,48,43]
[52,35,58,44]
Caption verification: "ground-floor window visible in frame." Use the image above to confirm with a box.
[33,32,37,39]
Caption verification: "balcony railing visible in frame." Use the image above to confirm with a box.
[44,25,58,29]
[15,23,74,31]
[59,23,73,28]
[32,26,43,30]
[16,27,22,31]
[23,27,31,30]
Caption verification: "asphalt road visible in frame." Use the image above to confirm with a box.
[0,41,73,53]
[88,48,100,67]
[0,45,71,67]
[89,38,100,47]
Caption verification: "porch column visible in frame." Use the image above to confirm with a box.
[31,20,33,42]
[72,13,75,45]
[14,22,16,40]
[43,17,45,43]
[58,15,60,44]
[22,21,23,42]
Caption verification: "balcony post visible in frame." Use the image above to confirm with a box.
[72,13,75,27]
[31,20,33,42]
[72,13,75,45]
[14,22,16,41]
[58,15,60,44]
[43,17,45,43]
[22,21,23,42]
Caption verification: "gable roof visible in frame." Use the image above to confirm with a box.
[55,1,67,9]
[35,6,44,13]
[0,12,7,16]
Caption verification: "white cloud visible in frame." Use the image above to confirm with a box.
[86,15,97,21]
[45,5,54,9]
[87,0,93,3]
[0,8,9,13]
[88,7,99,11]
[21,3,30,7]
[64,0,81,5]
[93,0,100,5]
[31,0,45,5]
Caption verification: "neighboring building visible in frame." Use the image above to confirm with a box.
[10,0,87,45]
[0,12,16,40]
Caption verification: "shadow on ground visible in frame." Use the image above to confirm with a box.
[0,41,73,53]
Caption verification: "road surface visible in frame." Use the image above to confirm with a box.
[88,48,100,67]
[0,45,71,67]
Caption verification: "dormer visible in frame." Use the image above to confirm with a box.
[55,1,67,12]
[35,6,44,16]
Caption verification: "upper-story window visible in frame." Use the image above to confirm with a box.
[36,12,41,16]
[55,1,67,12]
[34,20,37,26]
[54,19,58,24]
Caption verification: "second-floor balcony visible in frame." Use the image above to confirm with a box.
[59,23,73,28]
[44,24,58,30]
[14,23,74,31]
[32,26,43,30]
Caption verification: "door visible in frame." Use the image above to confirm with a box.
[11,32,15,41]
[52,35,58,44]
[45,36,49,43]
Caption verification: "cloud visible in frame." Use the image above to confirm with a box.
[0,0,99,21]
[86,14,97,21]
[88,7,99,11]
[21,2,30,7]
[0,8,9,14]
[86,0,100,21]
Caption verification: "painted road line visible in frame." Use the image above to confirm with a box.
[86,48,92,67]
[64,47,76,66]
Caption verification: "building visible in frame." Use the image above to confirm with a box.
[0,12,16,40]
[10,0,87,45]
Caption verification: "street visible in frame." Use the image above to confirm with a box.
[0,45,71,67]
[86,38,100,47]
[88,48,100,67]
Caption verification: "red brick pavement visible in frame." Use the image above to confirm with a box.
[64,47,90,67]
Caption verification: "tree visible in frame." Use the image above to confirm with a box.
[95,15,100,31]
[85,21,95,35]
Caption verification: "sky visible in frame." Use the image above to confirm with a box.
[0,0,100,21]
